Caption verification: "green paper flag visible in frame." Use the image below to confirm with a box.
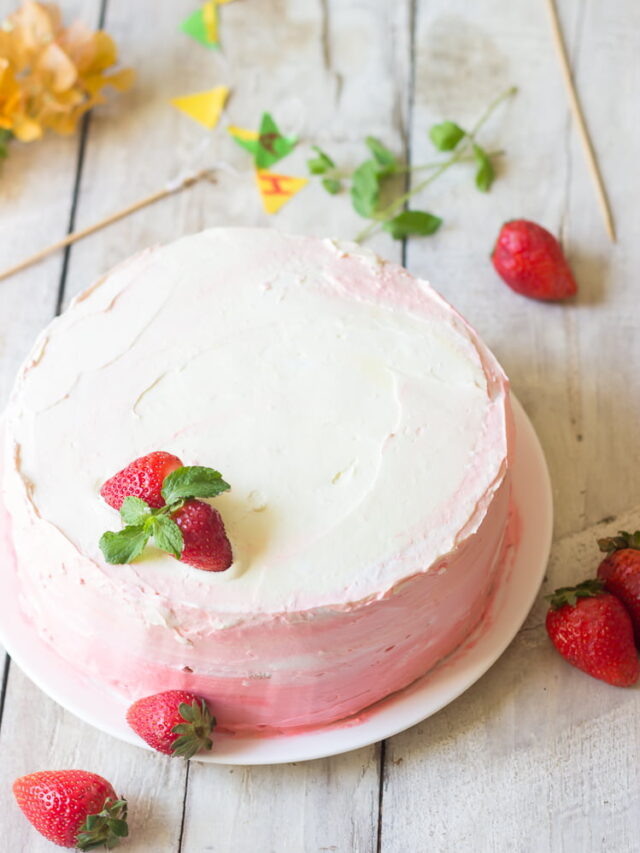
[255,113,297,168]
[180,3,219,50]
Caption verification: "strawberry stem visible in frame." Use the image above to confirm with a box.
[170,698,216,759]
[597,530,640,554]
[545,578,604,610]
[75,797,128,850]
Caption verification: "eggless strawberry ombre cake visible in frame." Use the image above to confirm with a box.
[1,229,513,734]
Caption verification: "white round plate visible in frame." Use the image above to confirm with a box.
[0,397,551,765]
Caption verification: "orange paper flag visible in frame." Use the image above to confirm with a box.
[255,169,308,214]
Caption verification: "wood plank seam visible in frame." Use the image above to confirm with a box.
[54,0,110,316]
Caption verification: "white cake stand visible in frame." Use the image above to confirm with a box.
[0,398,552,765]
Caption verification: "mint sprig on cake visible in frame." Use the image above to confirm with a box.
[99,452,232,572]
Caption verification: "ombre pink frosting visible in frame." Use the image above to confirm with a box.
[1,229,512,734]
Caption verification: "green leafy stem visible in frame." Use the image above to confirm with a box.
[307,86,517,243]
[99,466,230,565]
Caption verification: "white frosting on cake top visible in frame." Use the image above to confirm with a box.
[5,229,509,613]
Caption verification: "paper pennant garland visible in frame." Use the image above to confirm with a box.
[255,169,308,214]
[229,113,297,169]
[227,124,259,157]
[180,2,219,49]
[171,86,229,128]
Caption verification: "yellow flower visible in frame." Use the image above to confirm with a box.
[0,1,134,142]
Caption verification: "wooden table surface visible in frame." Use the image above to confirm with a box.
[1,1,640,850]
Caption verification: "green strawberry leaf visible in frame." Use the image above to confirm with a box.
[162,466,230,504]
[99,525,150,564]
[307,145,335,175]
[321,177,342,195]
[119,496,152,526]
[351,160,381,218]
[473,143,494,192]
[151,515,184,559]
[383,210,442,239]
[365,137,397,175]
[429,121,465,152]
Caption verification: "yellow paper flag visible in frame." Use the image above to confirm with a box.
[255,169,308,214]
[202,0,218,42]
[171,86,229,128]
[227,124,259,143]
[215,0,237,4]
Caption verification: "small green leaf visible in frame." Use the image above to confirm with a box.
[119,496,151,526]
[365,137,397,175]
[473,143,494,192]
[151,515,184,558]
[99,526,149,564]
[307,145,335,175]
[161,466,230,504]
[350,160,380,218]
[106,820,129,838]
[383,210,443,239]
[321,177,341,195]
[429,121,466,151]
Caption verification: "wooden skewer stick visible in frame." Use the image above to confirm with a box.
[0,169,217,283]
[544,0,616,242]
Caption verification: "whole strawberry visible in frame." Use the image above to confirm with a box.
[173,499,233,572]
[13,770,127,849]
[491,219,578,301]
[127,690,215,758]
[545,579,639,686]
[101,450,183,510]
[597,530,640,643]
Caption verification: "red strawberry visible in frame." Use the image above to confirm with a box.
[172,498,233,572]
[13,770,127,849]
[545,579,639,686]
[100,451,183,510]
[597,530,640,643]
[491,219,578,301]
[126,690,215,758]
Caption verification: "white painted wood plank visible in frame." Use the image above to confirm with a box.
[382,1,640,850]
[183,746,380,853]
[381,504,640,853]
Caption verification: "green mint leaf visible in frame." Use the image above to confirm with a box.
[322,177,341,195]
[99,525,150,564]
[120,496,152,526]
[161,465,230,504]
[151,515,184,559]
[383,210,443,240]
[429,121,466,151]
[307,145,335,175]
[473,143,494,192]
[255,112,297,169]
[365,137,397,175]
[351,160,381,218]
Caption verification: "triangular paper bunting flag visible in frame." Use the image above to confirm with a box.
[228,124,260,157]
[255,113,297,169]
[171,86,229,128]
[180,2,219,49]
[255,169,308,214]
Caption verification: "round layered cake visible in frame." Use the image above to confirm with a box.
[1,229,512,733]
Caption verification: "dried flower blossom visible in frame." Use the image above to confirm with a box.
[0,1,133,151]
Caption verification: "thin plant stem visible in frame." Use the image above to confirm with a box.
[355,87,517,243]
